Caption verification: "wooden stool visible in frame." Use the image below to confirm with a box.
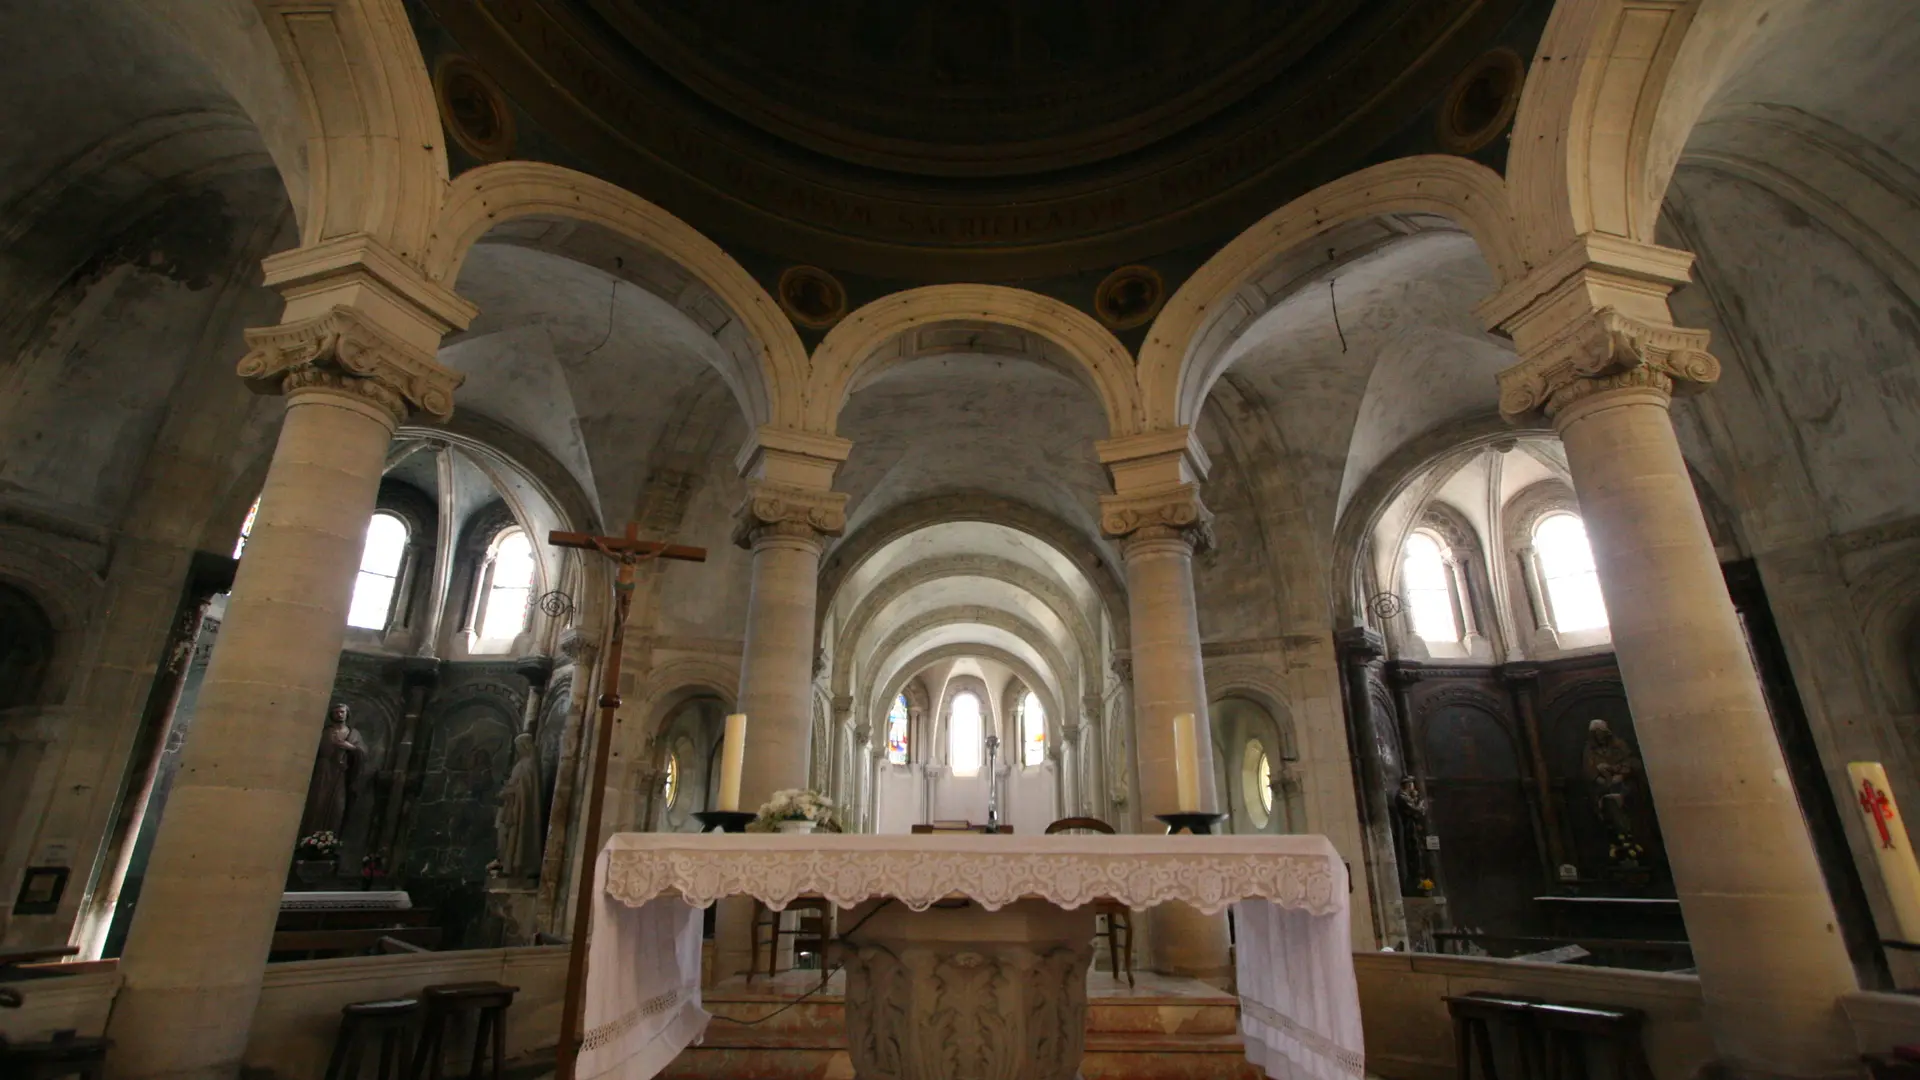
[1445,993,1541,1080]
[1046,817,1135,988]
[410,982,517,1080]
[324,998,419,1080]
[1530,1001,1648,1080]
[0,1032,112,1080]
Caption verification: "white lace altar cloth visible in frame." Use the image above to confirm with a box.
[581,833,1363,1080]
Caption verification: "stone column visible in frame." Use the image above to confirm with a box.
[1334,626,1406,948]
[109,243,471,1079]
[1096,429,1231,980]
[1487,247,1855,1077]
[715,429,849,979]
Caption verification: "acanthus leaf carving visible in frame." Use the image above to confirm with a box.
[1497,307,1720,423]
[732,481,850,549]
[1097,483,1214,552]
[237,305,463,423]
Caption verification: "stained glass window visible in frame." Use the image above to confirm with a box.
[886,693,909,765]
[347,512,408,630]
[1020,691,1045,766]
[232,497,260,559]
[949,692,982,776]
[1534,512,1608,633]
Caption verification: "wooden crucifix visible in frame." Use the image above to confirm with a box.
[549,523,706,1080]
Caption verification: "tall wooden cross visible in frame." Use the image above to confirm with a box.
[549,523,706,1080]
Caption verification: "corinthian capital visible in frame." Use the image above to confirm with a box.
[1098,483,1214,553]
[237,305,463,425]
[1498,307,1720,424]
[732,481,849,549]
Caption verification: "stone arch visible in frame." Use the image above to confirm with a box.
[425,160,808,429]
[1137,156,1523,431]
[818,493,1129,648]
[255,0,448,258]
[632,659,740,743]
[874,644,1061,759]
[0,525,104,705]
[1504,0,1796,263]
[862,606,1074,720]
[806,284,1141,436]
[830,554,1099,697]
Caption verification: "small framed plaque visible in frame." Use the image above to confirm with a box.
[13,865,69,915]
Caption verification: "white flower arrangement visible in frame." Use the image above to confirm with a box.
[749,788,835,832]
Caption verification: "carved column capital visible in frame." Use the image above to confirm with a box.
[732,481,849,550]
[1497,307,1720,425]
[238,305,464,426]
[558,627,599,668]
[1098,484,1214,553]
[852,723,873,747]
[1109,655,1133,684]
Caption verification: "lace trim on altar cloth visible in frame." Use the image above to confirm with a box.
[581,987,689,1053]
[1239,997,1366,1078]
[602,847,1344,916]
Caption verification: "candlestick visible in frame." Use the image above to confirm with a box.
[1849,761,1920,941]
[1172,712,1201,812]
[717,713,747,812]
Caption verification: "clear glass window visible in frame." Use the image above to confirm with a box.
[949,691,983,777]
[347,513,409,630]
[662,752,679,809]
[886,694,909,765]
[1020,691,1045,767]
[478,528,536,643]
[1534,513,1608,633]
[1258,751,1273,814]
[1402,532,1459,643]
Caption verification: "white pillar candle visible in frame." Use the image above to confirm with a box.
[1849,761,1920,941]
[718,713,748,812]
[1172,712,1200,813]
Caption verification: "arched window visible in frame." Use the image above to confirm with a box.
[886,694,910,765]
[662,752,679,810]
[1533,512,1608,633]
[949,691,983,777]
[1258,752,1274,815]
[473,528,536,650]
[1242,740,1274,830]
[1019,691,1045,767]
[347,512,409,630]
[1401,531,1460,643]
[232,497,260,559]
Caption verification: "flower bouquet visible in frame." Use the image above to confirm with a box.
[750,788,834,834]
[295,830,341,860]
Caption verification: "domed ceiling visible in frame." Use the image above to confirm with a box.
[424,0,1526,281]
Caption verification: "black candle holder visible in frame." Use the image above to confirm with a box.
[1154,812,1227,835]
[692,810,756,834]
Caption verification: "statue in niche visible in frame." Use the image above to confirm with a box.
[1583,719,1646,867]
[1392,776,1433,893]
[493,733,543,880]
[300,703,367,839]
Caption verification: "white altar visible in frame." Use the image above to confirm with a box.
[579,833,1363,1080]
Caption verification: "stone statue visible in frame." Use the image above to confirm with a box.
[494,733,544,879]
[1392,775,1431,892]
[1582,719,1640,839]
[300,703,366,839]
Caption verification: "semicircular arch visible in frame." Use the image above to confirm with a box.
[425,160,807,429]
[863,607,1073,720]
[808,284,1141,436]
[873,643,1062,752]
[1138,156,1521,431]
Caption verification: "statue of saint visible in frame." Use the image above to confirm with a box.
[1392,775,1431,891]
[1582,719,1641,839]
[300,703,367,839]
[494,733,544,880]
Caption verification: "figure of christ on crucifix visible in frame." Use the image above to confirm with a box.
[548,523,706,1080]
[1861,776,1896,850]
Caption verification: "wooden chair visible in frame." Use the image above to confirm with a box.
[911,822,1014,834]
[1530,1001,1649,1080]
[1443,993,1542,1080]
[324,998,418,1080]
[409,982,516,1080]
[1044,817,1134,988]
[749,897,835,987]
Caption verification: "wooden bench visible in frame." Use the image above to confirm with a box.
[269,927,443,959]
[1444,993,1649,1080]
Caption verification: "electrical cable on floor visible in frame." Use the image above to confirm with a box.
[709,899,896,1027]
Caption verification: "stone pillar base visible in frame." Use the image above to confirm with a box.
[840,898,1094,1080]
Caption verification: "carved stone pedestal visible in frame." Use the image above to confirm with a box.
[840,898,1094,1080]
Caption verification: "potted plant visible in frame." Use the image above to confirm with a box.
[290,831,341,888]
[751,789,834,834]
